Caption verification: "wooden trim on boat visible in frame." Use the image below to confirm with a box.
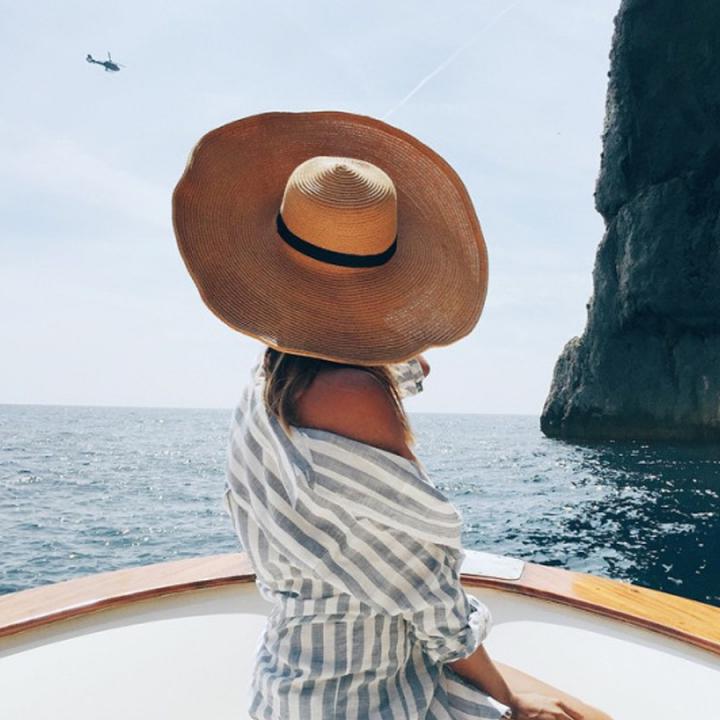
[0,554,254,640]
[463,564,720,656]
[0,553,718,656]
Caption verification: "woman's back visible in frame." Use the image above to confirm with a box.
[293,365,418,463]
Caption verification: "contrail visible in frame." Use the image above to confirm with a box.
[381,0,525,121]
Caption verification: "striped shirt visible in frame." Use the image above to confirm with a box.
[223,352,511,719]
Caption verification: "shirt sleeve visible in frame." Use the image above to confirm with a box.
[313,516,492,665]
[387,357,425,398]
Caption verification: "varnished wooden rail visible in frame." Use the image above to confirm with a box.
[463,563,720,656]
[0,553,718,656]
[0,554,254,639]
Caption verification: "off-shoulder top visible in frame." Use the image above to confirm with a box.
[222,352,510,719]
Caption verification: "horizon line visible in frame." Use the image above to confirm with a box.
[0,401,540,417]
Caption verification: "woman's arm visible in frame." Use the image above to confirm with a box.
[449,644,515,708]
[449,647,613,720]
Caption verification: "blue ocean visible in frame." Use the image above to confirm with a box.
[1,404,718,606]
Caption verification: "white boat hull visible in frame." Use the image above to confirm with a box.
[1,575,718,720]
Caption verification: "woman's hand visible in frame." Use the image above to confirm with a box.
[509,692,586,720]
[415,353,430,378]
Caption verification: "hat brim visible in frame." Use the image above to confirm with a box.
[172,110,488,365]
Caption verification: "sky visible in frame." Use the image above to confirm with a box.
[1,0,621,414]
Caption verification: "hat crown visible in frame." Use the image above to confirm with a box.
[279,156,397,258]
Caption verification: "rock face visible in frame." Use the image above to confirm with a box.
[541,0,720,442]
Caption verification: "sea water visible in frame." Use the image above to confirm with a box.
[1,405,718,606]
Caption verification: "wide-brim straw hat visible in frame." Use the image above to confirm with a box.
[172,110,488,365]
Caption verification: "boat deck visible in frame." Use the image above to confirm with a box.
[1,553,718,719]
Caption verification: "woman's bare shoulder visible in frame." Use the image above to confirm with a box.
[295,367,415,461]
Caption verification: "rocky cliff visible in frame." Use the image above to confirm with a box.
[541,0,720,441]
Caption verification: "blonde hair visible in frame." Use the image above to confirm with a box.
[262,347,415,447]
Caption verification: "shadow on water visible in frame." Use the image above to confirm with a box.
[551,437,720,605]
[411,414,720,608]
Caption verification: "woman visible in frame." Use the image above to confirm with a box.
[173,111,611,720]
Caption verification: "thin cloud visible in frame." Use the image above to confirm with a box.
[381,0,525,120]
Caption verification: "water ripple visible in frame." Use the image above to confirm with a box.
[1,406,718,606]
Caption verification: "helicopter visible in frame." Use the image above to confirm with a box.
[86,52,124,72]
